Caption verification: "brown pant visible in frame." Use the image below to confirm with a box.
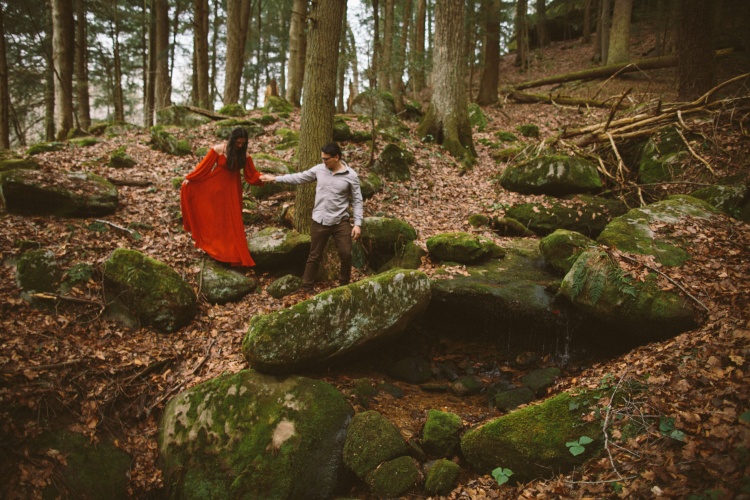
[303,219,352,286]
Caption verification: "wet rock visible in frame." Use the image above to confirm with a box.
[366,455,421,497]
[690,183,750,222]
[16,249,61,294]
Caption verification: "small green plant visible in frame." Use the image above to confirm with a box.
[659,417,686,442]
[740,410,750,423]
[491,467,513,485]
[566,435,593,456]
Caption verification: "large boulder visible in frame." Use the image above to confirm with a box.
[350,90,398,126]
[199,260,257,304]
[637,126,688,184]
[342,410,410,480]
[156,105,213,127]
[426,232,505,264]
[0,157,39,173]
[159,370,353,500]
[421,410,463,457]
[247,227,310,275]
[559,248,696,340]
[690,183,750,222]
[499,155,602,196]
[15,249,62,294]
[243,269,431,373]
[0,169,118,217]
[102,248,197,333]
[371,143,414,181]
[597,195,719,267]
[150,125,192,156]
[539,229,597,275]
[461,392,602,483]
[214,118,265,140]
[505,194,628,237]
[359,216,418,271]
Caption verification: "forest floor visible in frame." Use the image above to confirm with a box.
[2,34,750,499]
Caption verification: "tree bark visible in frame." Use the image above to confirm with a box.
[370,0,380,89]
[0,3,9,148]
[75,0,91,130]
[416,0,475,165]
[194,0,210,109]
[515,0,529,70]
[209,0,220,106]
[411,0,426,92]
[379,0,394,92]
[154,0,171,110]
[112,0,125,122]
[582,0,593,44]
[286,0,307,106]
[476,0,501,105]
[392,0,412,112]
[223,0,253,105]
[536,0,548,48]
[607,0,632,65]
[52,0,75,140]
[599,0,611,64]
[677,0,714,101]
[145,0,156,126]
[336,8,348,114]
[45,7,55,141]
[293,0,345,235]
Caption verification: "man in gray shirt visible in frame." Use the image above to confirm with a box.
[260,142,363,291]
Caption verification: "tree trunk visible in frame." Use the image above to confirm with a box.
[145,0,156,126]
[336,8,348,114]
[536,0,548,47]
[194,0,210,109]
[476,0,501,105]
[416,0,475,165]
[223,0,253,105]
[582,0,593,44]
[0,3,9,148]
[154,0,171,110]
[379,0,394,92]
[599,0,611,64]
[45,7,55,141]
[112,0,125,122]
[677,0,714,101]
[607,0,632,64]
[209,0,220,106]
[293,0,345,235]
[347,24,359,108]
[411,0,426,92]
[75,0,90,130]
[392,0,412,112]
[286,0,307,106]
[52,0,75,140]
[370,0,380,88]
[515,0,529,70]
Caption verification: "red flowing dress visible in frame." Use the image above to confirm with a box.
[180,149,262,266]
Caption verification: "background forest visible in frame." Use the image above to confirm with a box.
[1,0,750,498]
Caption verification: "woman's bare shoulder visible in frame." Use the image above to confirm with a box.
[211,144,225,154]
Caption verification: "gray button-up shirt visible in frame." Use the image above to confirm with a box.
[274,162,364,227]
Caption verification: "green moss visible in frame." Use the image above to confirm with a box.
[491,146,524,162]
[218,103,246,117]
[422,410,463,457]
[264,96,294,114]
[516,124,540,138]
[343,410,410,479]
[468,214,491,228]
[506,195,626,238]
[495,131,519,142]
[377,241,426,273]
[468,103,488,131]
[333,115,352,141]
[690,184,749,219]
[70,137,99,147]
[426,232,505,264]
[109,146,137,168]
[274,128,299,150]
[16,249,61,293]
[539,229,596,275]
[0,158,39,173]
[500,155,602,196]
[365,455,420,497]
[26,142,65,155]
[150,125,192,156]
[424,459,460,495]
[360,172,383,199]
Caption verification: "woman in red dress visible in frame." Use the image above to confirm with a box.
[180,127,263,267]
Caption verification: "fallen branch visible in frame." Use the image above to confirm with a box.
[94,219,136,236]
[505,91,622,109]
[30,292,102,307]
[105,178,153,187]
[675,128,715,176]
[191,338,217,375]
[3,358,86,374]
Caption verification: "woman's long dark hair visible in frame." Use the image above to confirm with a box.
[225,127,249,171]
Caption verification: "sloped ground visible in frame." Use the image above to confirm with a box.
[1,35,749,498]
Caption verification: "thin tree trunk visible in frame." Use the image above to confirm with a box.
[0,3,9,148]
[154,0,171,110]
[286,0,307,106]
[677,0,714,100]
[582,0,593,44]
[371,0,380,89]
[477,0,501,105]
[112,0,124,122]
[294,0,346,235]
[515,0,529,71]
[75,0,90,130]
[45,7,55,141]
[599,0,611,64]
[194,0,209,108]
[336,11,348,113]
[347,25,359,97]
[223,0,253,105]
[607,0,632,64]
[209,0,220,106]
[52,0,75,140]
[141,0,149,125]
[392,0,412,112]
[411,0,426,93]
[145,0,156,125]
[536,0,548,47]
[169,0,181,82]
[380,0,394,92]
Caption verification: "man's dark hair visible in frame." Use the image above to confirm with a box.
[321,142,342,159]
[225,127,249,171]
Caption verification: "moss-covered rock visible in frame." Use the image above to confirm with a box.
[264,96,294,114]
[0,158,39,173]
[522,367,561,396]
[387,356,432,384]
[274,128,299,150]
[333,115,353,142]
[424,458,460,495]
[0,169,118,217]
[492,146,525,163]
[539,229,597,275]
[60,262,95,295]
[461,392,602,482]
[490,386,536,412]
[218,103,246,117]
[365,455,421,497]
[199,260,257,304]
[495,131,519,142]
[266,274,303,299]
[350,90,398,127]
[450,375,484,396]
[426,232,504,264]
[159,370,353,499]
[70,136,99,147]
[215,119,265,140]
[102,248,197,333]
[422,410,463,457]
[108,146,137,169]
[491,216,536,237]
[156,105,214,127]
[468,103,488,131]
[26,141,65,155]
[16,249,62,294]
[360,216,418,270]
[34,430,131,500]
[243,269,431,373]
[638,126,688,184]
[359,172,384,199]
[560,248,696,340]
[597,195,719,267]
[150,125,192,156]
[516,124,540,138]
[468,213,491,228]
[342,410,410,479]
[505,194,628,237]
[500,155,602,196]
[690,183,749,221]
[247,227,310,275]
[372,142,414,181]
[376,241,426,273]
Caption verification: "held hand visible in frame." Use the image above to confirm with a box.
[351,225,361,241]
[260,174,276,182]
[182,179,189,186]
